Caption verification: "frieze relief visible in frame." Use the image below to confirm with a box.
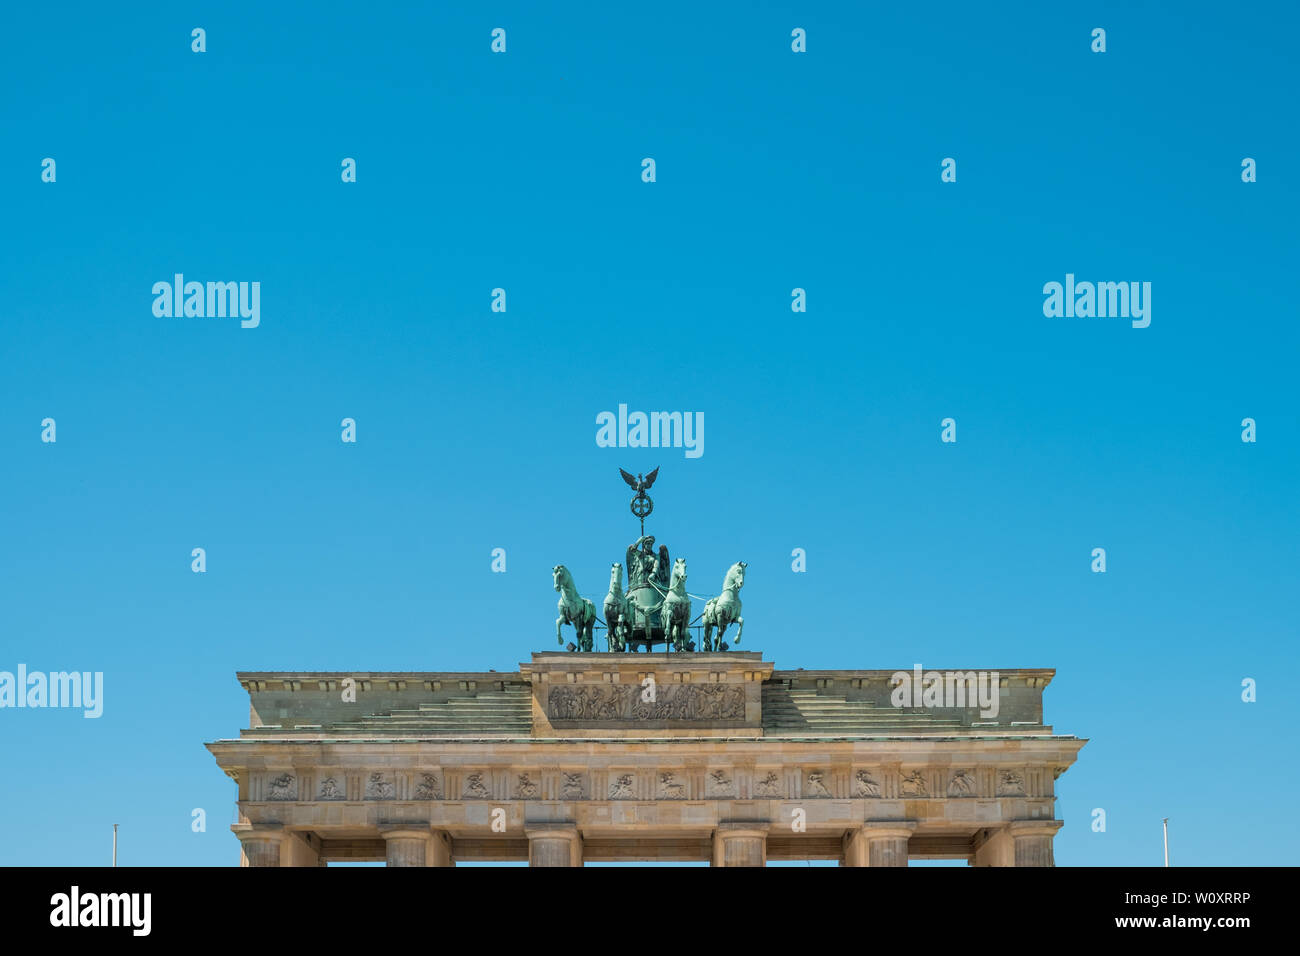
[548,683,745,722]
[706,770,735,797]
[805,771,833,798]
[753,771,784,797]
[657,772,687,799]
[561,772,586,800]
[463,772,492,800]
[947,769,976,797]
[514,773,540,800]
[365,773,395,800]
[853,769,882,798]
[271,764,1042,804]
[997,770,1026,796]
[608,773,637,799]
[901,771,929,798]
[414,772,443,800]
[267,773,297,801]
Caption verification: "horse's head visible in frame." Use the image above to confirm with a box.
[609,562,623,586]
[725,561,747,590]
[552,565,569,592]
[671,557,688,589]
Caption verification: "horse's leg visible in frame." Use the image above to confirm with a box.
[556,616,565,646]
[734,616,743,644]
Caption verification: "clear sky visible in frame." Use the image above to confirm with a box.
[2,1,1296,867]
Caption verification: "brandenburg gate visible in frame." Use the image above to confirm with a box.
[207,471,1083,866]
[205,652,1084,866]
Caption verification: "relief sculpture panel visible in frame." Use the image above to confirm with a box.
[548,683,745,722]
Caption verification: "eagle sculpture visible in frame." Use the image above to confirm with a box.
[619,466,659,494]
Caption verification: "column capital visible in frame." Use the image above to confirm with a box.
[859,821,918,840]
[231,823,286,867]
[524,823,580,841]
[378,824,433,841]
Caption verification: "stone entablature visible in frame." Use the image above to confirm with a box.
[209,654,1084,866]
[217,740,1076,806]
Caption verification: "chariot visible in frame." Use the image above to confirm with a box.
[553,468,746,654]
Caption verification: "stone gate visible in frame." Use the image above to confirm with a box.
[205,652,1084,866]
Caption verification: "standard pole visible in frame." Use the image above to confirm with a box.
[1162,818,1169,867]
[112,824,119,867]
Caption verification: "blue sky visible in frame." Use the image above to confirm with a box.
[2,1,1296,866]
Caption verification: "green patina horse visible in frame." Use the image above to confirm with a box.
[603,562,630,652]
[553,564,595,651]
[701,561,746,651]
[662,557,692,652]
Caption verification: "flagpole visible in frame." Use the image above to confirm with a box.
[1162,818,1169,867]
[112,824,118,867]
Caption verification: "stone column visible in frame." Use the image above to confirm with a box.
[1010,820,1062,867]
[526,824,583,867]
[842,823,915,867]
[232,823,285,867]
[380,826,433,867]
[712,823,769,867]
